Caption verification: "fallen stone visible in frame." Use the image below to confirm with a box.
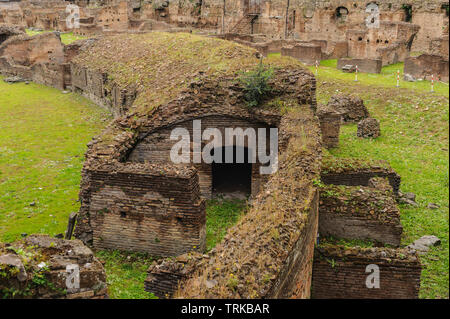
[404,73,416,82]
[404,192,416,202]
[399,197,419,207]
[407,235,441,254]
[0,254,28,282]
[3,76,25,84]
[427,203,440,209]
[342,64,356,73]
[0,235,108,298]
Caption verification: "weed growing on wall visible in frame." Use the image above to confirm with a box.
[239,62,274,108]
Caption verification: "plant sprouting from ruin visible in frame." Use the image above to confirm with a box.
[239,61,273,108]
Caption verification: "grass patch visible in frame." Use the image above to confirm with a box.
[313,62,448,298]
[206,198,248,251]
[315,59,449,96]
[95,250,157,299]
[25,29,87,45]
[0,76,111,242]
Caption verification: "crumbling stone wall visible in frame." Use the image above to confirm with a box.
[0,24,24,45]
[0,235,107,299]
[3,0,448,56]
[326,93,369,123]
[404,53,449,82]
[0,31,65,84]
[317,103,341,149]
[319,182,403,246]
[312,245,421,299]
[321,156,401,195]
[346,21,419,66]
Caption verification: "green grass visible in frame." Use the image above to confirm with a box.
[315,59,448,95]
[206,198,248,251]
[312,61,449,298]
[0,76,111,242]
[25,29,87,45]
[95,250,157,299]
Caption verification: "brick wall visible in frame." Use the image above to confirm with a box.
[319,183,402,246]
[404,54,449,82]
[321,157,401,195]
[312,245,421,299]
[128,115,274,198]
[85,167,206,256]
[317,105,341,149]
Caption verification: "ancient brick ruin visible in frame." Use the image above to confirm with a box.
[319,179,402,246]
[67,33,317,257]
[0,1,437,299]
[311,245,421,299]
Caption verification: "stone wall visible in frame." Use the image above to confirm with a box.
[2,0,448,55]
[0,235,108,299]
[319,182,403,246]
[337,57,382,73]
[0,31,64,66]
[321,156,401,195]
[0,24,24,45]
[281,42,322,65]
[404,53,449,82]
[83,165,206,256]
[71,62,137,115]
[311,245,421,299]
[0,31,65,84]
[346,21,419,65]
[127,115,275,199]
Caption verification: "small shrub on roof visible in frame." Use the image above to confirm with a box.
[239,61,273,108]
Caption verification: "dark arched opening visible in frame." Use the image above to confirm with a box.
[211,145,253,198]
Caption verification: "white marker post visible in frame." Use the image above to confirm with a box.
[396,70,400,87]
[315,60,318,75]
[354,65,358,82]
[431,74,435,92]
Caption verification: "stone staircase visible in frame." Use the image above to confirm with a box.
[229,13,259,34]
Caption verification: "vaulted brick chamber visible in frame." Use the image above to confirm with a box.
[72,33,317,257]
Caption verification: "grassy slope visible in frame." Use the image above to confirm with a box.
[0,77,110,241]
[309,60,449,299]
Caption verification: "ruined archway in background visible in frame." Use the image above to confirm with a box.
[335,6,349,22]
